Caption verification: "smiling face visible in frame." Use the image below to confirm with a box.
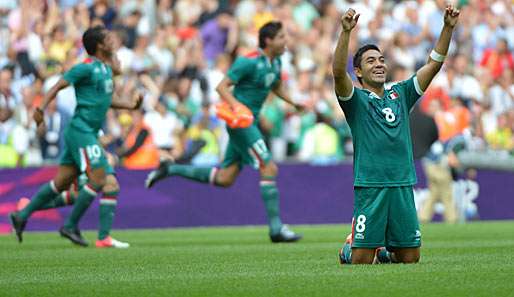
[354,49,388,87]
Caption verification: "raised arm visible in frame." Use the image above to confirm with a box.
[33,78,70,126]
[416,5,460,92]
[332,9,360,98]
[107,55,122,76]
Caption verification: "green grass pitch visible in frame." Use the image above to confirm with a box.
[1,221,514,297]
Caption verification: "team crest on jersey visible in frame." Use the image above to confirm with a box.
[389,91,399,100]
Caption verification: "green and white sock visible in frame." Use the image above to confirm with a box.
[37,190,76,210]
[64,183,99,230]
[18,181,60,220]
[259,176,282,235]
[98,190,119,240]
[167,164,217,184]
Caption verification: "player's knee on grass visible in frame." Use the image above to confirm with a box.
[351,248,375,264]
[260,161,278,178]
[392,248,420,264]
[103,174,120,193]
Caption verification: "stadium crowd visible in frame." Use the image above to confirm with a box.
[0,0,513,169]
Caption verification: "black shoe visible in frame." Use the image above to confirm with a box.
[9,212,27,243]
[270,225,303,243]
[59,226,88,247]
[145,160,171,188]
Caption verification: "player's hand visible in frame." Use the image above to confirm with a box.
[132,92,143,110]
[443,4,460,27]
[341,9,360,32]
[36,121,46,136]
[215,101,254,129]
[33,107,44,126]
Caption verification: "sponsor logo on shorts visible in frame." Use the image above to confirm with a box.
[354,233,364,240]
[415,230,421,240]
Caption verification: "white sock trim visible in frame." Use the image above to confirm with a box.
[100,199,117,205]
[260,180,276,186]
[209,168,218,185]
[49,181,59,194]
[83,184,98,196]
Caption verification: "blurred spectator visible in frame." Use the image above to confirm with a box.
[47,25,74,64]
[147,27,174,77]
[187,103,222,166]
[488,69,514,117]
[0,0,513,170]
[117,110,159,170]
[144,98,184,162]
[449,54,483,105]
[261,97,286,161]
[200,10,238,66]
[480,38,514,80]
[40,99,65,163]
[486,113,514,151]
[299,112,341,165]
[89,0,117,29]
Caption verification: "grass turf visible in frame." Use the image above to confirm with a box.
[1,221,513,297]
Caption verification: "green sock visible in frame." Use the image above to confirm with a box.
[19,182,59,220]
[64,183,99,230]
[259,177,282,235]
[38,191,76,210]
[167,164,215,184]
[98,191,118,240]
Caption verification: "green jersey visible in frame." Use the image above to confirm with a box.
[227,51,281,119]
[63,58,113,133]
[337,76,424,187]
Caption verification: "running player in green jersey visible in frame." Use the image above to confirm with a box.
[9,26,141,247]
[145,21,303,243]
[333,6,460,264]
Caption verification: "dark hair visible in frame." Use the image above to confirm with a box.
[82,26,107,55]
[353,44,381,84]
[258,21,283,49]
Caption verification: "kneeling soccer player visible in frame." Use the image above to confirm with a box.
[333,6,459,264]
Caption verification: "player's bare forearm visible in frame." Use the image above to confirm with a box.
[416,25,454,91]
[272,82,299,110]
[107,56,122,76]
[41,78,69,110]
[111,93,142,110]
[417,5,459,91]
[333,9,359,97]
[333,31,351,79]
[34,78,69,126]
[216,77,240,107]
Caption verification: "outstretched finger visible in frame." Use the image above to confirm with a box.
[354,13,360,23]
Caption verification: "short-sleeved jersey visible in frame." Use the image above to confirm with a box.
[227,51,281,119]
[63,58,113,133]
[337,76,424,187]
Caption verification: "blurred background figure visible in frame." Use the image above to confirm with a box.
[0,0,510,198]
